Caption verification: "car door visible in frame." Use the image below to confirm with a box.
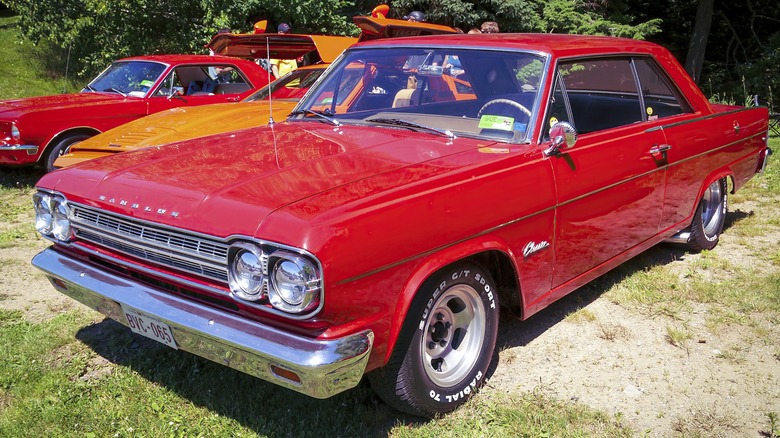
[546,57,668,290]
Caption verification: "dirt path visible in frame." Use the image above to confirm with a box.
[3,208,778,437]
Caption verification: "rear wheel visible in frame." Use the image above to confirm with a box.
[368,262,499,417]
[44,133,92,172]
[686,178,727,251]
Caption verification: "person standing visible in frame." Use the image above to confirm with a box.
[270,23,298,79]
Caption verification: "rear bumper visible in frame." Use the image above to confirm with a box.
[32,247,374,399]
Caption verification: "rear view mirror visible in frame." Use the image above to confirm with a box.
[544,121,577,157]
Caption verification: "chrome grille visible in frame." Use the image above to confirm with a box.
[71,204,229,282]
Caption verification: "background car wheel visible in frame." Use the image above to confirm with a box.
[686,178,727,251]
[44,133,92,172]
[368,262,499,417]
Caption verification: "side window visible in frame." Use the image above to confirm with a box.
[154,70,183,97]
[634,58,691,119]
[208,64,248,85]
[557,58,643,134]
[543,75,572,141]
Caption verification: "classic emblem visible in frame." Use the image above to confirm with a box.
[522,240,550,258]
[100,195,178,218]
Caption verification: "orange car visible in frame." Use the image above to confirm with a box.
[55,12,457,168]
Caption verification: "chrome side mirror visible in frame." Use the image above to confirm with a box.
[544,121,578,157]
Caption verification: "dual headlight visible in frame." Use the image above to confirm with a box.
[33,192,73,242]
[228,242,322,316]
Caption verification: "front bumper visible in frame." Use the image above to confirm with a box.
[32,247,374,399]
[0,144,40,164]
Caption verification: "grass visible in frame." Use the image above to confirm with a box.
[0,11,79,99]
[0,309,633,437]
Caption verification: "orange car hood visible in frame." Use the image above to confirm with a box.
[56,100,297,167]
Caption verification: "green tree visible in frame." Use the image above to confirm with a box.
[5,0,362,80]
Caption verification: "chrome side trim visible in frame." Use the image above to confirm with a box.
[644,107,760,133]
[32,247,373,399]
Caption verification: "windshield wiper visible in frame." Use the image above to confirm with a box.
[104,87,127,97]
[288,109,341,126]
[84,84,98,93]
[367,117,456,139]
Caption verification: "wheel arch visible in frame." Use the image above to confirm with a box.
[382,241,523,365]
[39,126,102,163]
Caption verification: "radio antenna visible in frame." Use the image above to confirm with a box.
[266,36,274,125]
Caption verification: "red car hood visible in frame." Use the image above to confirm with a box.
[39,122,488,239]
[0,92,126,117]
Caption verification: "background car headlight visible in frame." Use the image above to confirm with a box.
[11,123,20,140]
[268,251,321,314]
[51,199,73,241]
[228,242,267,301]
[33,192,53,235]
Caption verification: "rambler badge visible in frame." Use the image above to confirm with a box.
[523,240,550,258]
[98,195,179,218]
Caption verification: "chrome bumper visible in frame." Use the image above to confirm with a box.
[32,247,374,399]
[0,144,39,155]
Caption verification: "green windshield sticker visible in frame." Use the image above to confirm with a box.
[140,80,154,87]
[478,115,515,131]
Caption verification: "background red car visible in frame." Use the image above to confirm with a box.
[0,54,269,171]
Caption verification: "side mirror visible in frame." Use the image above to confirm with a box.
[544,121,578,157]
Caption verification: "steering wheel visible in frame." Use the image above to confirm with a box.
[477,99,532,118]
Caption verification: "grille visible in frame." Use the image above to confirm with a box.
[71,204,229,283]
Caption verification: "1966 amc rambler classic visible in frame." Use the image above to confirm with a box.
[31,34,771,416]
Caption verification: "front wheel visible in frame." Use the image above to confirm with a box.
[686,178,728,251]
[44,133,92,172]
[368,262,499,417]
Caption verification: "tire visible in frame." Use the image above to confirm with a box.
[44,133,92,172]
[368,262,499,417]
[686,178,727,251]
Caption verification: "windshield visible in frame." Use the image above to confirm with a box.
[87,61,167,97]
[244,68,327,102]
[294,47,546,142]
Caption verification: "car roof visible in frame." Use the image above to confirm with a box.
[116,54,256,65]
[352,33,669,58]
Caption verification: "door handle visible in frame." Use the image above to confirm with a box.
[649,144,672,155]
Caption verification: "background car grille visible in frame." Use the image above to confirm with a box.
[70,204,229,282]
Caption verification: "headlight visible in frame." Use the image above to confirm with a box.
[228,242,267,301]
[1,121,20,142]
[33,192,73,242]
[51,199,73,241]
[268,250,321,314]
[33,192,53,235]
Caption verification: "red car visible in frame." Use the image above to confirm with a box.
[0,54,269,171]
[32,34,771,417]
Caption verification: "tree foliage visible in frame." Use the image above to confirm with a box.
[4,0,364,79]
[5,0,778,108]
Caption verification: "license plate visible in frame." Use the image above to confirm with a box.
[120,304,178,349]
